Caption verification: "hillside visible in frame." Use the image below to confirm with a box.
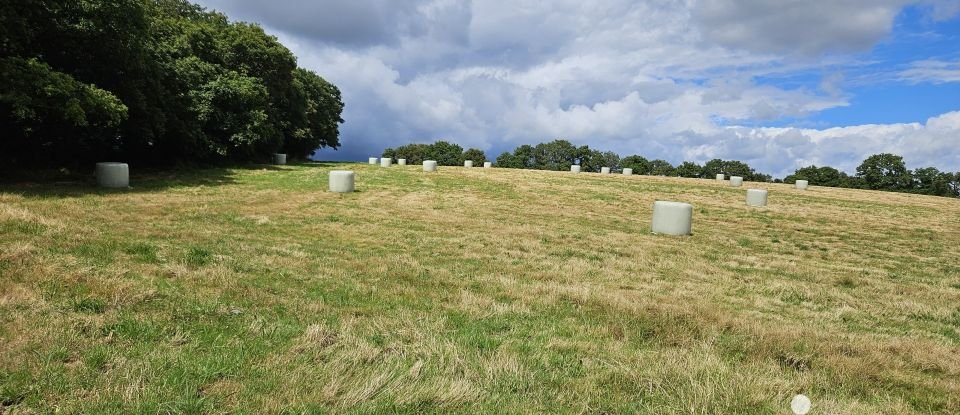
[1,163,959,413]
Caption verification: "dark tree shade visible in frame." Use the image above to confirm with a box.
[1,0,344,169]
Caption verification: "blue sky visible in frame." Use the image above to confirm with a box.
[195,0,960,177]
[760,5,960,128]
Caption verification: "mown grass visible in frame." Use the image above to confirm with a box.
[1,162,959,414]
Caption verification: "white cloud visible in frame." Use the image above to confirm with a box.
[705,112,960,176]
[899,59,960,83]
[194,0,960,177]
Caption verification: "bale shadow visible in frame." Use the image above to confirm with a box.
[0,162,338,199]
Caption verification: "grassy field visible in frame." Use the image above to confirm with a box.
[1,162,959,414]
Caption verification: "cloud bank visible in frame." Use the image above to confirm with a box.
[196,0,960,177]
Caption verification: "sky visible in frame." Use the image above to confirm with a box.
[194,0,960,177]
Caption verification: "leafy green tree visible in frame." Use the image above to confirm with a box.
[529,139,580,170]
[701,159,724,178]
[283,68,344,159]
[912,167,959,197]
[1,0,344,169]
[621,155,651,175]
[598,151,621,171]
[649,159,676,176]
[461,148,487,164]
[784,165,846,187]
[676,161,703,178]
[951,172,960,197]
[495,151,518,168]
[816,166,845,187]
[577,149,603,172]
[496,144,535,169]
[842,175,867,189]
[383,143,430,164]
[698,159,770,181]
[427,140,464,166]
[721,160,755,179]
[856,153,912,191]
[0,57,129,167]
[188,69,275,159]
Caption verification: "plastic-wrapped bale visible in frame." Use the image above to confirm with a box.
[746,189,768,207]
[483,162,492,168]
[368,157,378,165]
[651,201,693,236]
[795,180,809,190]
[423,160,438,172]
[601,167,611,174]
[380,158,392,167]
[464,160,473,168]
[96,162,130,188]
[623,168,633,176]
[397,159,407,166]
[329,170,355,193]
[571,165,581,173]
[716,174,725,181]
[273,153,287,165]
[729,176,743,187]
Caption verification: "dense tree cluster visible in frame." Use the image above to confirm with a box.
[382,141,486,166]
[492,139,772,180]
[785,153,960,197]
[1,0,344,169]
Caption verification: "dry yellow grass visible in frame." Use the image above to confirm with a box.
[1,163,958,414]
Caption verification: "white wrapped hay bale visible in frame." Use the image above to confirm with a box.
[380,157,392,167]
[571,165,581,173]
[397,158,407,166]
[464,160,473,168]
[423,160,438,172]
[483,161,492,168]
[746,189,768,207]
[623,168,633,176]
[96,162,129,188]
[601,167,611,174]
[729,176,743,187]
[328,170,355,193]
[795,180,809,190]
[273,153,287,165]
[716,174,725,181]
[651,201,693,236]
[368,157,378,165]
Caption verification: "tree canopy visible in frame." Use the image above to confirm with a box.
[1,0,343,169]
[382,141,482,166]
[783,156,960,197]
[856,153,912,191]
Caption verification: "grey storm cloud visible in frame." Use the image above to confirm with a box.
[692,0,905,55]
[193,0,960,178]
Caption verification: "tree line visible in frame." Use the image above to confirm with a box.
[386,140,960,198]
[495,140,774,181]
[784,153,960,197]
[1,0,344,170]
[382,141,487,166]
